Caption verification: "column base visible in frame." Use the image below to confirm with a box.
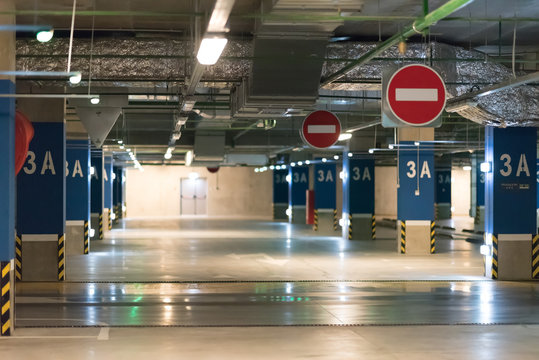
[91,213,103,240]
[314,209,338,233]
[273,203,288,221]
[290,206,306,224]
[487,234,535,280]
[348,213,374,240]
[66,221,85,256]
[1,261,14,336]
[20,234,63,281]
[398,220,435,255]
[436,203,451,220]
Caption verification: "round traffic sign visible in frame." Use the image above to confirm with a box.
[386,64,446,126]
[300,110,341,149]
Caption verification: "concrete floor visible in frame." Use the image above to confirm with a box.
[8,216,539,358]
[66,217,484,281]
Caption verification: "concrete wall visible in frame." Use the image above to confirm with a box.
[451,168,471,216]
[375,166,397,217]
[126,166,272,218]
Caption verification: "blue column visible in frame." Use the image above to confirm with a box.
[484,127,536,280]
[473,152,486,227]
[66,140,91,254]
[435,167,451,220]
[273,169,288,220]
[343,155,375,240]
[397,143,435,254]
[104,156,113,231]
[113,166,120,223]
[313,161,337,231]
[288,166,309,224]
[91,149,104,240]
[17,122,66,281]
[0,80,15,264]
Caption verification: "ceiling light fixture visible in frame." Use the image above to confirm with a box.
[338,133,352,141]
[36,29,54,43]
[90,96,100,105]
[196,36,228,65]
[69,72,82,84]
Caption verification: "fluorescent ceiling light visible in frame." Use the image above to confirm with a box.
[36,29,54,43]
[463,165,472,171]
[196,37,228,65]
[338,133,352,141]
[185,150,193,166]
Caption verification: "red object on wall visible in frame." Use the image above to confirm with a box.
[207,167,220,173]
[15,110,34,175]
[306,190,315,225]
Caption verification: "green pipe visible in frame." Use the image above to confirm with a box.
[320,0,475,87]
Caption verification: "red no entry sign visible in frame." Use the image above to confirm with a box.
[386,64,446,126]
[301,110,341,149]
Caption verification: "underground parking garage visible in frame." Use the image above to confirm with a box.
[1,0,539,358]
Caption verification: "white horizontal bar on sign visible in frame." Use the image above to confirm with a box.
[395,88,438,102]
[22,234,58,242]
[308,125,336,134]
[405,220,431,226]
[498,234,531,242]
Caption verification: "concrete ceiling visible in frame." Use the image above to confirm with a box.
[11,0,539,166]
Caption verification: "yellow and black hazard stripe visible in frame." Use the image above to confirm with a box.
[1,261,11,336]
[108,208,112,230]
[333,209,338,231]
[348,214,352,240]
[430,221,436,253]
[15,235,22,280]
[474,206,480,224]
[532,234,539,279]
[84,221,89,254]
[371,215,376,240]
[99,212,104,239]
[58,234,65,281]
[313,209,318,231]
[400,221,406,254]
[492,234,498,279]
[113,205,119,224]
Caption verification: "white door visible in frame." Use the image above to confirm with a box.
[180,177,207,215]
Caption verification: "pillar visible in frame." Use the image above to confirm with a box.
[91,149,104,240]
[471,152,485,228]
[435,167,452,220]
[104,156,113,232]
[273,168,288,220]
[343,155,375,240]
[112,166,121,223]
[66,140,91,255]
[313,161,337,232]
[288,165,309,224]
[17,98,66,281]
[484,127,536,280]
[0,0,15,336]
[397,128,435,255]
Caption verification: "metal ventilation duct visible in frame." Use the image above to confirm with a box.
[17,38,539,126]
